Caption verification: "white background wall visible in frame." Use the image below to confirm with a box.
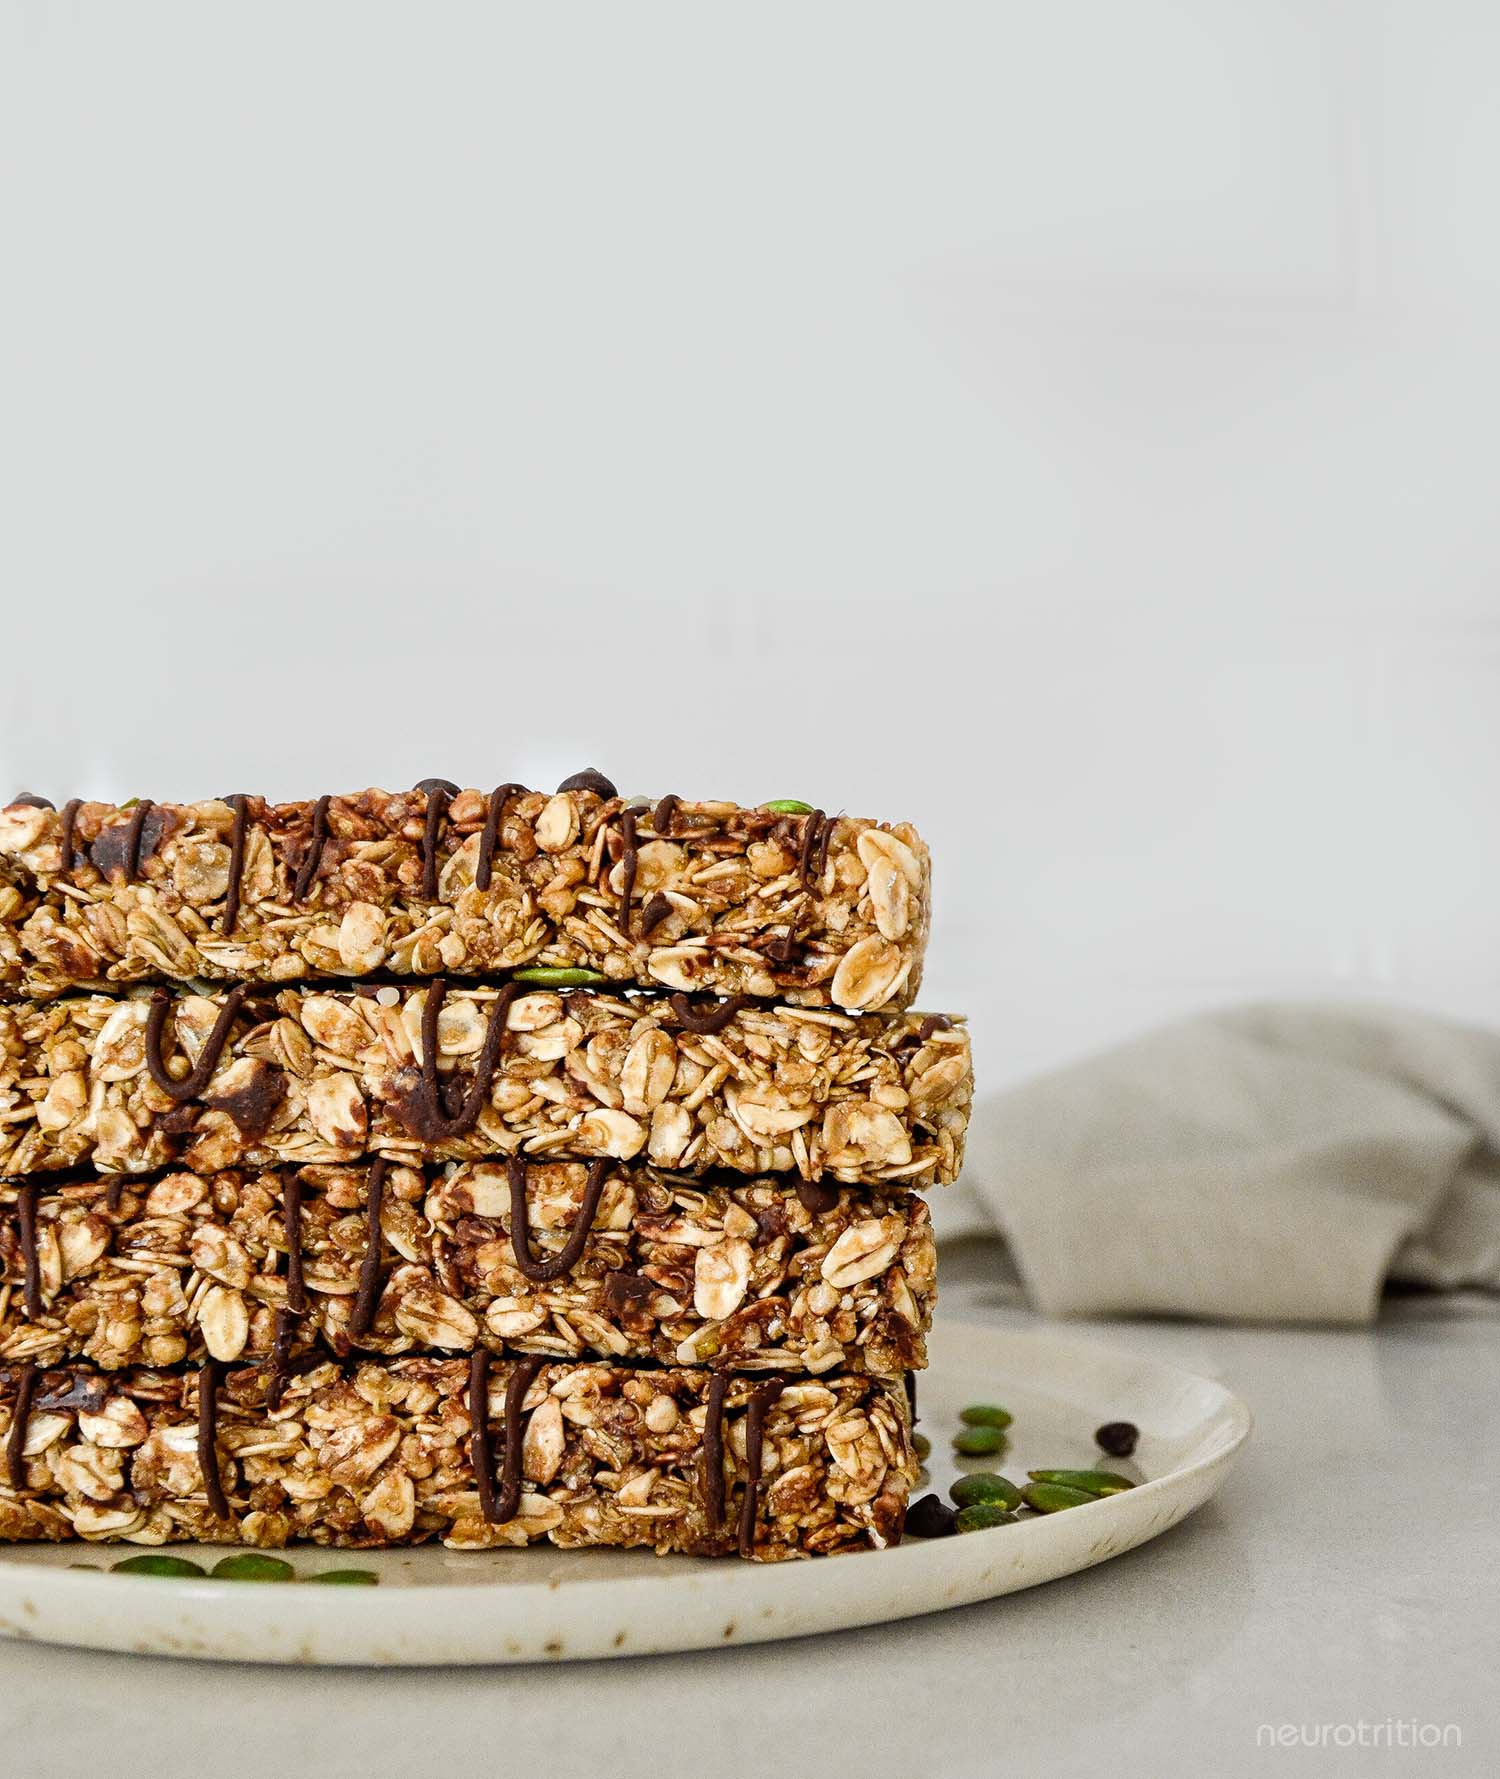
[3,2,1497,1195]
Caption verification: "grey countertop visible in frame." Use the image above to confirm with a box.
[1,1242,1494,1779]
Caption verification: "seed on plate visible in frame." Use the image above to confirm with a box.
[210,1554,296,1582]
[1096,1421,1139,1457]
[111,1554,208,1578]
[903,1493,958,1539]
[912,1432,931,1462]
[958,1404,1012,1430]
[763,800,814,814]
[954,1504,1015,1533]
[306,1569,380,1586]
[952,1425,1007,1456]
[950,1473,1023,1512]
[1021,1482,1097,1514]
[1028,1468,1135,1496]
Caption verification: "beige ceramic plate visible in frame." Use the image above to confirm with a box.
[0,1321,1250,1664]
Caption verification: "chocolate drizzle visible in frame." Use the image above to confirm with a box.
[470,1351,546,1525]
[88,799,161,882]
[17,1185,41,1319]
[652,793,679,837]
[668,993,748,1036]
[468,1349,498,1521]
[916,1015,952,1042]
[702,1372,731,1531]
[506,1157,609,1283]
[639,892,672,936]
[58,798,82,878]
[123,799,156,880]
[616,807,638,937]
[415,778,460,899]
[557,769,617,799]
[292,794,331,900]
[221,794,250,934]
[737,1379,786,1558]
[765,930,801,966]
[105,1177,126,1214]
[475,783,527,893]
[197,1359,230,1520]
[701,1374,787,1554]
[347,1156,388,1338]
[6,1362,37,1489]
[12,793,53,809]
[143,983,247,1100]
[266,1309,296,1413]
[797,808,834,887]
[400,979,516,1142]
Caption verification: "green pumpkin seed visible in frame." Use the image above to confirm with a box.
[912,1432,931,1462]
[958,1403,1012,1430]
[1027,1468,1135,1496]
[306,1569,379,1586]
[1021,1481,1097,1514]
[950,1473,1023,1512]
[210,1553,296,1582]
[954,1504,1016,1533]
[112,1554,208,1578]
[763,800,814,814]
[952,1425,1007,1457]
[511,967,610,988]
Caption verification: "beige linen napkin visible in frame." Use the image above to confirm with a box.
[954,1004,1500,1325]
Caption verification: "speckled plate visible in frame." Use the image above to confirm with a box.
[0,1322,1250,1664]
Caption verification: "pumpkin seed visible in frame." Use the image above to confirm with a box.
[955,1504,1015,1533]
[1028,1468,1135,1496]
[111,1554,207,1578]
[959,1403,1012,1430]
[952,1425,1007,1457]
[511,967,610,988]
[950,1473,1023,1512]
[210,1553,296,1582]
[1021,1481,1097,1514]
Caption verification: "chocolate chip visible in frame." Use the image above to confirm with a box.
[903,1494,958,1539]
[1095,1420,1139,1458]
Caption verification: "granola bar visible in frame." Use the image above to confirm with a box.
[0,781,930,1009]
[0,1161,934,1377]
[0,1355,914,1558]
[0,983,970,1185]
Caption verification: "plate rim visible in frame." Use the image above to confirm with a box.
[0,1320,1252,1663]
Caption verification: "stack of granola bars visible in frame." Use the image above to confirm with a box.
[0,775,970,1560]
